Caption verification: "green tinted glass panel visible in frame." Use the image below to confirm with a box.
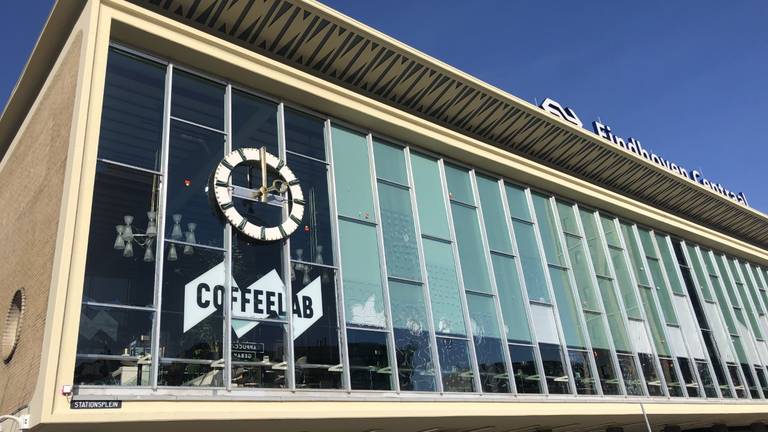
[531,193,565,267]
[338,219,386,328]
[565,235,600,311]
[378,182,421,281]
[647,258,678,325]
[451,203,492,293]
[638,286,671,356]
[580,209,611,277]
[332,126,375,222]
[556,201,579,235]
[585,311,611,350]
[467,293,503,339]
[742,263,764,314]
[372,139,407,185]
[598,278,632,352]
[655,234,685,295]
[638,229,657,259]
[600,215,621,247]
[687,245,714,301]
[512,220,549,302]
[491,254,532,343]
[444,164,474,204]
[610,247,643,319]
[423,238,466,336]
[390,281,428,330]
[476,176,512,254]
[505,184,531,221]
[732,336,749,364]
[410,153,450,239]
[620,223,649,286]
[715,255,741,307]
[733,266,763,338]
[709,274,738,334]
[549,267,587,349]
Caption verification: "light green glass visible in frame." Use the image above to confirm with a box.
[444,164,474,204]
[639,286,671,356]
[638,228,657,259]
[655,233,685,295]
[491,254,533,343]
[620,223,650,286]
[743,263,764,313]
[532,193,566,267]
[647,257,678,325]
[598,277,632,353]
[512,220,549,302]
[715,255,742,307]
[410,153,450,239]
[687,245,714,302]
[609,247,643,320]
[580,209,611,278]
[585,311,611,350]
[505,183,531,221]
[555,200,579,235]
[338,219,386,328]
[332,125,375,222]
[600,215,621,247]
[707,271,738,335]
[549,266,587,349]
[373,139,407,185]
[565,235,601,311]
[422,238,466,336]
[451,203,492,293]
[476,175,513,254]
[467,293,503,339]
[378,181,421,281]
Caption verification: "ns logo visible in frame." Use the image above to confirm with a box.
[539,98,583,129]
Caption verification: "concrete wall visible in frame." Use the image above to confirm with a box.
[0,30,83,415]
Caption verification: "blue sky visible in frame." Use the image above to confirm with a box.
[2,1,767,212]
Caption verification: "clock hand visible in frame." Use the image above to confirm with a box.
[259,146,268,203]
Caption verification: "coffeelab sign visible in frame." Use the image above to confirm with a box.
[183,262,322,338]
[539,98,749,207]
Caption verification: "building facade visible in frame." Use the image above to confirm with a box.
[1,1,768,431]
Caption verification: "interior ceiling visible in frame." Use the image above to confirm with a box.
[129,0,768,250]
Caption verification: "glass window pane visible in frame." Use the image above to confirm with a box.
[593,347,621,395]
[742,263,764,315]
[423,238,466,336]
[532,194,565,266]
[565,235,601,311]
[286,155,334,265]
[580,209,611,277]
[167,120,225,247]
[159,361,220,387]
[98,49,164,171]
[639,287,671,357]
[491,254,532,344]
[77,305,153,358]
[347,329,393,390]
[585,311,611,350]
[621,223,650,286]
[338,219,386,328]
[598,278,632,353]
[509,344,541,393]
[232,90,278,155]
[231,321,287,388]
[389,280,437,391]
[82,163,159,307]
[648,258,678,325]
[75,357,152,386]
[444,164,474,204]
[467,293,510,393]
[556,201,579,236]
[171,69,224,130]
[232,236,285,321]
[549,267,587,349]
[656,234,685,295]
[476,175,512,254]
[617,353,645,396]
[539,343,570,394]
[373,139,407,184]
[331,125,375,222]
[610,247,643,319]
[378,182,421,280]
[677,357,700,398]
[436,337,475,392]
[293,265,342,389]
[410,153,450,239]
[569,349,598,395]
[451,203,492,293]
[160,246,224,362]
[512,220,549,303]
[696,359,719,397]
[600,215,621,247]
[688,246,714,301]
[285,108,325,161]
[638,229,657,258]
[659,357,684,397]
[505,183,531,222]
[638,353,664,396]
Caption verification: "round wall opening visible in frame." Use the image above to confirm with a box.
[2,289,25,362]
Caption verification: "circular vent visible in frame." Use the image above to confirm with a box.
[2,289,25,362]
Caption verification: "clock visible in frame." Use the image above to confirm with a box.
[210,147,304,241]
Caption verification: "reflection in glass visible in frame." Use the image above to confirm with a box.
[467,293,510,393]
[347,329,393,390]
[728,364,747,398]
[373,139,407,185]
[75,357,151,386]
[82,163,159,307]
[338,219,386,328]
[389,280,437,391]
[171,69,224,130]
[410,153,451,239]
[569,349,597,395]
[638,353,664,396]
[505,184,530,221]
[231,321,287,388]
[565,235,600,311]
[293,265,342,389]
[451,203,492,293]
[332,125,375,222]
[232,89,278,155]
[755,367,768,399]
[167,120,225,247]
[98,48,164,170]
[617,353,644,396]
[285,108,326,161]
[696,359,718,397]
[580,209,611,277]
[476,175,512,254]
[437,337,475,392]
[702,330,732,398]
[677,357,700,397]
[549,267,586,349]
[491,254,532,344]
[423,238,466,336]
[659,357,684,397]
[531,193,565,266]
[509,344,541,393]
[77,305,153,357]
[512,220,549,302]
[159,361,220,387]
[444,164,474,204]
[610,247,643,319]
[741,363,760,399]
[378,182,421,280]
[593,348,621,395]
[539,343,570,394]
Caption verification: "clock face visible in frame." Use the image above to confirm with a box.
[210,147,304,242]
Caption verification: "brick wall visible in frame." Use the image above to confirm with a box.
[0,31,82,415]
